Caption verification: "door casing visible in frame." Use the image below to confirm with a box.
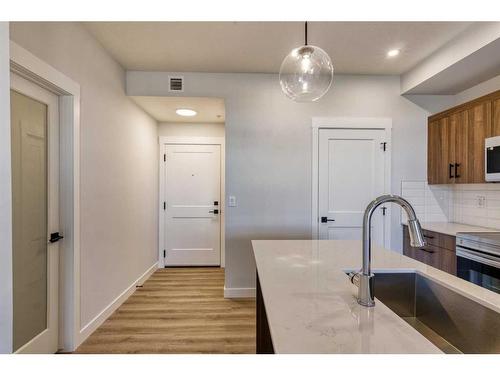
[158,136,225,268]
[311,117,392,249]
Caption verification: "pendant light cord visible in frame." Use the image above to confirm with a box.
[305,21,308,46]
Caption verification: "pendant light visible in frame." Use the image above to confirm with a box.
[279,22,334,102]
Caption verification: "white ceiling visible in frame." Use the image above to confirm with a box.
[84,22,473,75]
[130,96,225,123]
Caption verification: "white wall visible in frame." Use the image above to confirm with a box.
[404,74,500,116]
[455,73,500,104]
[403,94,456,114]
[158,122,225,137]
[0,22,13,354]
[128,71,435,291]
[9,22,159,332]
[401,22,500,94]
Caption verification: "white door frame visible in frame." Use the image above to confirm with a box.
[9,41,81,352]
[159,136,225,268]
[311,117,392,249]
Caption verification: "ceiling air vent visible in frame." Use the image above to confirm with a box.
[169,76,184,92]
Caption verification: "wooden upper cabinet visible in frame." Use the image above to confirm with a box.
[452,110,468,184]
[428,90,498,185]
[492,97,500,137]
[466,101,491,183]
[427,120,441,184]
[428,116,454,184]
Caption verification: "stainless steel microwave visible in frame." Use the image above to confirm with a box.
[486,136,500,182]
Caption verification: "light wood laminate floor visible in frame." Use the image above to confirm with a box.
[75,268,256,354]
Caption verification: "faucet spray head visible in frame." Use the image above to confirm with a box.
[407,219,426,247]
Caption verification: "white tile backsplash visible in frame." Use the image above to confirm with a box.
[401,180,500,230]
[400,181,451,223]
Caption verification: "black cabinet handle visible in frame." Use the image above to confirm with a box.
[321,217,335,223]
[455,163,461,178]
[423,234,434,239]
[449,163,455,179]
[419,247,435,254]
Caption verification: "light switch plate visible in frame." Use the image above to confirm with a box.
[228,195,237,207]
[476,195,486,208]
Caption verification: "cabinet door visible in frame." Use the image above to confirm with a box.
[439,248,457,275]
[453,110,469,184]
[428,117,454,184]
[492,98,500,137]
[466,102,491,183]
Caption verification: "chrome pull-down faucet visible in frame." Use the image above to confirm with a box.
[350,194,425,307]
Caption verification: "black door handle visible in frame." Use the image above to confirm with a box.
[49,232,64,243]
[455,163,461,178]
[321,217,335,223]
[449,163,455,179]
[209,209,219,214]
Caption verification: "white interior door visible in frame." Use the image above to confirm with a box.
[318,128,388,246]
[164,144,221,266]
[11,74,60,353]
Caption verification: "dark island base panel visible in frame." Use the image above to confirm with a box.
[256,272,275,354]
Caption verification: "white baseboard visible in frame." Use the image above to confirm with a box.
[224,286,256,298]
[77,262,158,346]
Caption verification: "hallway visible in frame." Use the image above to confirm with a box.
[75,268,256,354]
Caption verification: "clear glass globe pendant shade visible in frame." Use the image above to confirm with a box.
[279,45,334,102]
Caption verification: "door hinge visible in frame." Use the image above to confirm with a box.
[163,154,166,162]
[381,142,387,152]
[381,206,387,216]
[163,202,166,210]
[163,250,166,258]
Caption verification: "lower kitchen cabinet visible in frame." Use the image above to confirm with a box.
[402,225,456,275]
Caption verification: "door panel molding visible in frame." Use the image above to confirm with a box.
[311,117,392,250]
[158,136,225,268]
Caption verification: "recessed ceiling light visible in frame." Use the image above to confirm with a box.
[387,49,400,58]
[176,108,197,117]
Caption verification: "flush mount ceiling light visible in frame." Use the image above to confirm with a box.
[387,49,400,58]
[279,22,334,102]
[176,108,197,117]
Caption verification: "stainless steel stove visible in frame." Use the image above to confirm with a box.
[456,232,500,294]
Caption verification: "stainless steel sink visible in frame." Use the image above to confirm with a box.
[366,272,500,354]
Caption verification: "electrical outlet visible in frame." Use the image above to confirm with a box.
[228,195,237,207]
[476,195,486,208]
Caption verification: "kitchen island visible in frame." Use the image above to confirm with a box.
[252,240,500,354]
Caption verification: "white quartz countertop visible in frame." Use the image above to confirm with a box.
[252,239,500,354]
[403,221,498,236]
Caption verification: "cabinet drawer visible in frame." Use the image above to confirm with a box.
[421,229,440,246]
[404,225,455,251]
[413,244,441,270]
[402,226,457,275]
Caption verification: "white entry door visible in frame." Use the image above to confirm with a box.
[318,128,388,246]
[11,74,60,353]
[164,144,221,266]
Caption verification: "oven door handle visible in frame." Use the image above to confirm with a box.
[456,247,500,269]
